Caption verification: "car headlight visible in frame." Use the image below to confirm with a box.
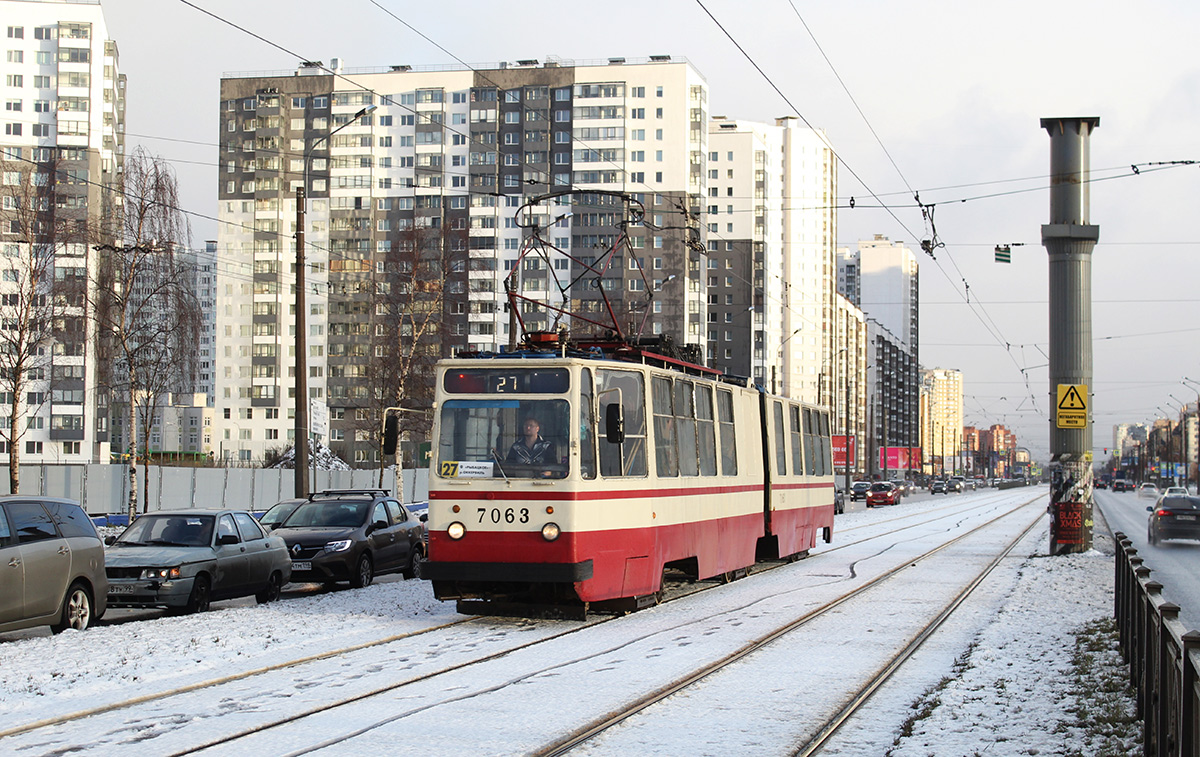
[541,523,561,542]
[141,567,181,580]
[447,522,465,540]
[324,539,353,553]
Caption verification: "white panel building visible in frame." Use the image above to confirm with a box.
[704,116,837,400]
[0,0,124,465]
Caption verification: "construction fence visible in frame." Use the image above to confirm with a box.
[0,464,430,516]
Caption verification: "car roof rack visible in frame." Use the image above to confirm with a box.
[308,489,390,500]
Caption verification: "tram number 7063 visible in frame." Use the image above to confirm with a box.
[478,507,530,524]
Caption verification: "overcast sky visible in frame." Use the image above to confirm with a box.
[99,0,1200,462]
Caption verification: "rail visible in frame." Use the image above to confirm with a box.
[1113,532,1200,756]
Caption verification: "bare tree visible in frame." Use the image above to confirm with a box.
[92,147,199,519]
[363,220,465,483]
[0,154,80,492]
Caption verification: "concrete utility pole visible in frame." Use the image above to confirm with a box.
[1041,117,1099,554]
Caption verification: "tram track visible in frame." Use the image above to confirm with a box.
[531,491,1046,756]
[0,490,1043,755]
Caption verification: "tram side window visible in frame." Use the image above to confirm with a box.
[580,368,596,479]
[772,401,787,476]
[597,369,647,477]
[789,405,804,476]
[802,407,817,475]
[674,380,698,477]
[804,407,827,476]
[718,389,737,475]
[819,410,833,476]
[653,376,678,477]
[696,385,717,476]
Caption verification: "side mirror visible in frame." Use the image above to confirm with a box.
[1146,506,1153,512]
[605,403,625,444]
[419,513,428,522]
[382,414,399,456]
[217,534,239,546]
[373,519,388,532]
[105,535,116,546]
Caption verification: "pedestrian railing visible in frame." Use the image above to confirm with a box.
[1113,532,1200,757]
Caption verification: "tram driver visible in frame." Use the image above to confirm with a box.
[506,416,560,477]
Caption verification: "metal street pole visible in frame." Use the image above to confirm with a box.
[1042,116,1099,554]
[293,104,376,497]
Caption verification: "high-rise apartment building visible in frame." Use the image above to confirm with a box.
[0,0,124,465]
[705,116,837,399]
[217,58,710,464]
[920,367,963,476]
[838,234,918,352]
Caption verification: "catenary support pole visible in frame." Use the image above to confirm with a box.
[1042,117,1099,554]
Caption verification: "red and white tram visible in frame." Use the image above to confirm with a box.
[420,337,837,616]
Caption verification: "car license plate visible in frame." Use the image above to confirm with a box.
[109,585,137,594]
[292,561,311,571]
[1176,515,1196,521]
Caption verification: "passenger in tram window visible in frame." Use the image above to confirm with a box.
[507,416,559,475]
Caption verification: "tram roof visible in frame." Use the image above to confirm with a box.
[447,332,753,386]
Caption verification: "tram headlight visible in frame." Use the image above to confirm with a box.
[447,521,466,540]
[541,522,561,542]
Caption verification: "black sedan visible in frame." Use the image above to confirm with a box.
[930,479,947,494]
[273,490,425,588]
[850,481,871,501]
[1147,495,1200,545]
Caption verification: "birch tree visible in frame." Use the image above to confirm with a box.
[93,147,199,518]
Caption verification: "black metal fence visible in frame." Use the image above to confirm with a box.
[1113,532,1200,756]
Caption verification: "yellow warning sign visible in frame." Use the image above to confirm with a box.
[1056,384,1088,429]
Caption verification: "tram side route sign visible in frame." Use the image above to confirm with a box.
[1056,383,1088,429]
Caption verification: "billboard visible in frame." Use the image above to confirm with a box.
[878,446,922,471]
[832,436,856,467]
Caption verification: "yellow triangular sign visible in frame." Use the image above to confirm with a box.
[1057,384,1087,411]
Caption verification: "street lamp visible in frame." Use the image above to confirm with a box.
[1169,393,1188,486]
[294,103,377,497]
[1183,377,1200,489]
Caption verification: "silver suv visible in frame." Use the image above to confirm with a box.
[0,497,107,634]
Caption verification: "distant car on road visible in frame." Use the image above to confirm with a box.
[258,498,305,531]
[950,476,968,492]
[105,509,292,614]
[866,482,899,507]
[1138,483,1160,500]
[850,481,871,501]
[1163,486,1189,498]
[930,479,947,495]
[1113,479,1133,492]
[1147,494,1200,545]
[0,497,107,634]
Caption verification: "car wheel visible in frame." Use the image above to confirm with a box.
[255,571,283,604]
[183,575,212,614]
[350,554,374,588]
[402,547,424,580]
[50,581,93,634]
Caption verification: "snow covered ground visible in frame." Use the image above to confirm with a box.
[0,492,1140,754]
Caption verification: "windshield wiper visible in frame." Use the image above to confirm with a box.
[490,448,509,481]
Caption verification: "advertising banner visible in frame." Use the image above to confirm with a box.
[878,446,923,471]
[832,436,856,467]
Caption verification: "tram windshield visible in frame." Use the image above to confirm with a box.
[437,399,570,479]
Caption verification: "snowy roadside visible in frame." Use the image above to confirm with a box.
[825,516,1140,756]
